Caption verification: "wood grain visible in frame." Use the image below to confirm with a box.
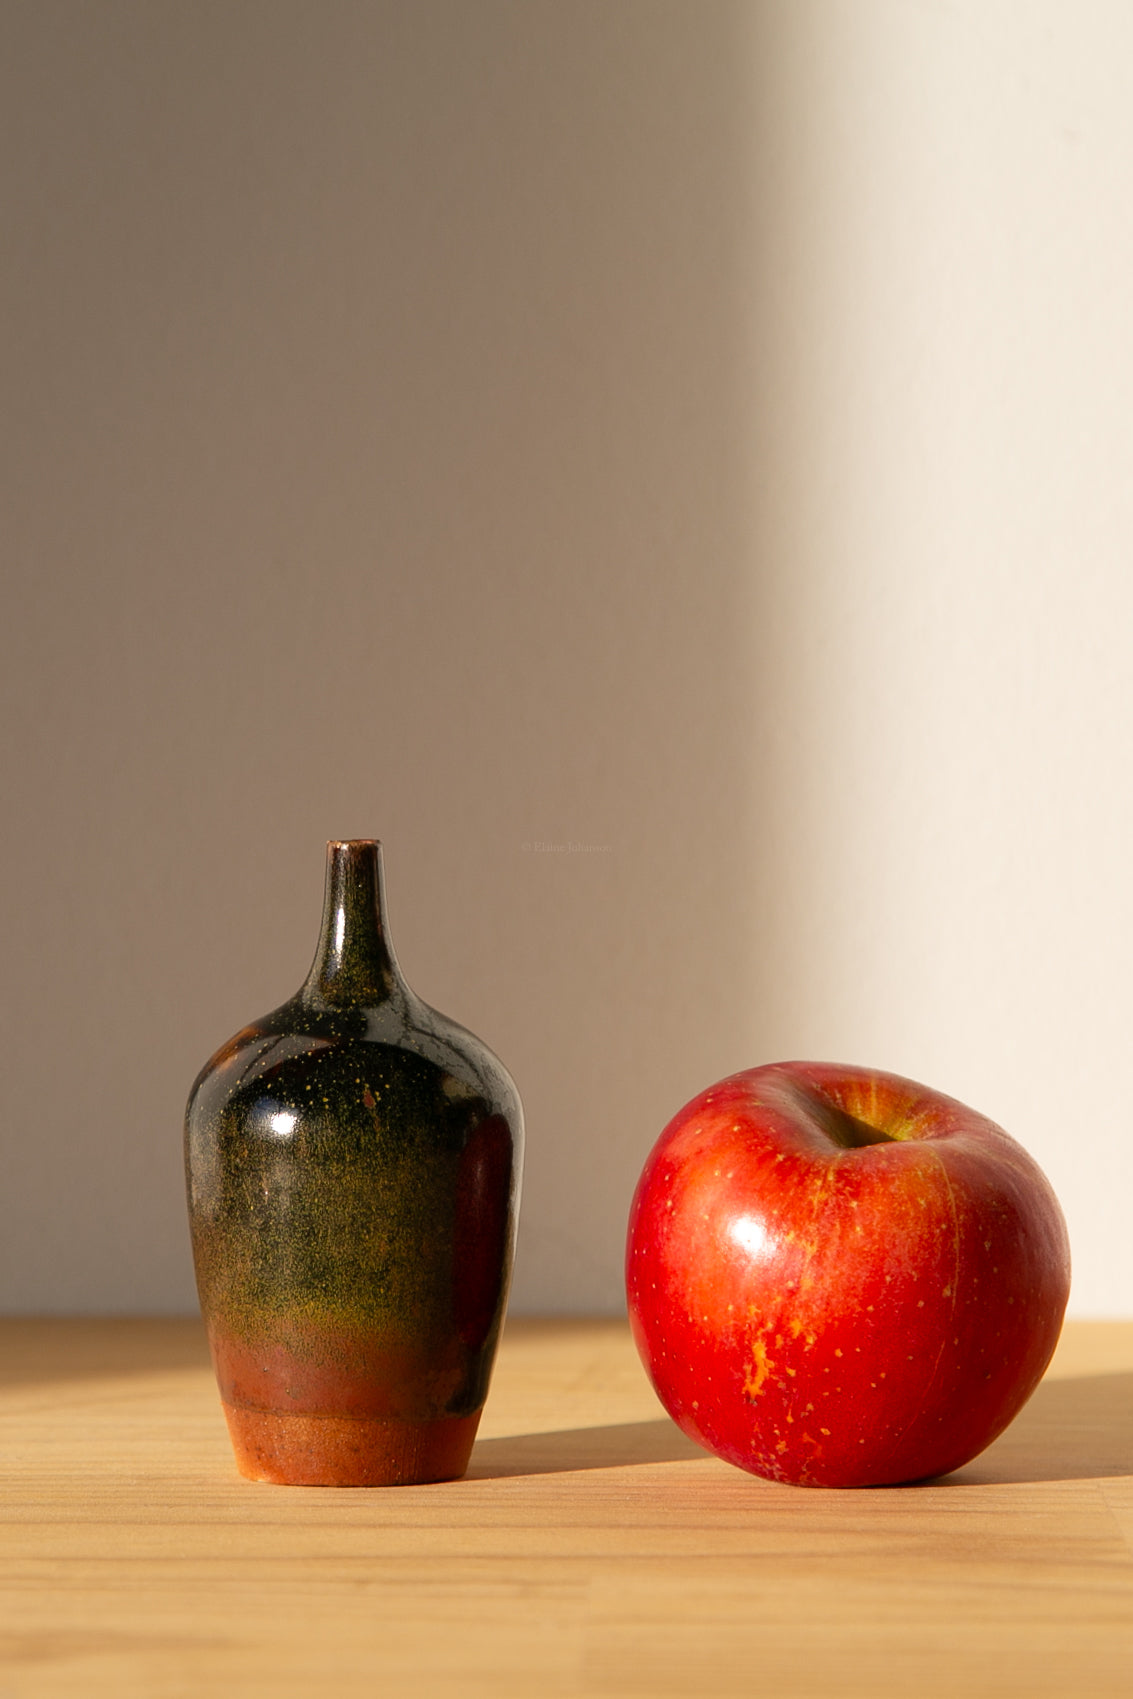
[0,1319,1130,1697]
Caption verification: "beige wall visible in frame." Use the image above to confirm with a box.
[3,2,1131,1316]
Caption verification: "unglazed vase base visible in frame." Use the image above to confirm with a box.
[222,1402,481,1487]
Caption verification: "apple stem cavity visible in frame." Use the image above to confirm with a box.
[795,1086,901,1151]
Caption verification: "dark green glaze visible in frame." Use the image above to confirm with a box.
[184,841,522,1439]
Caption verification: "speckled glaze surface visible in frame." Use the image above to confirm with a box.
[184,841,523,1486]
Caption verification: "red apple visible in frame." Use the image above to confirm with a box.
[626,1062,1070,1487]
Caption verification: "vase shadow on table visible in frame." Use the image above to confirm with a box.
[468,1373,1133,1485]
[467,1418,710,1478]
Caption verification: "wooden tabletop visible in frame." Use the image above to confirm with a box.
[0,1317,1130,1697]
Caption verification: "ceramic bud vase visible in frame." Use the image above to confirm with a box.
[184,840,523,1486]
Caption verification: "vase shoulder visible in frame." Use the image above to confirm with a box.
[187,986,520,1129]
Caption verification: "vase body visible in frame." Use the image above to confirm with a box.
[184,840,523,1486]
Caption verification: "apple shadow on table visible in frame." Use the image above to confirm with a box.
[468,1373,1133,1485]
[939,1371,1133,1486]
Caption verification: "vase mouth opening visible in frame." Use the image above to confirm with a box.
[327,838,382,851]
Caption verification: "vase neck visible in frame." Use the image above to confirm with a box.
[301,841,401,1006]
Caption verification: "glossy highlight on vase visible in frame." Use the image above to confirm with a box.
[184,840,523,1486]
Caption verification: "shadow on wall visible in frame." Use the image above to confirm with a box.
[1,2,830,1314]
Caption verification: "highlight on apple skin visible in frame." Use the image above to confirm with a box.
[625,1062,1071,1488]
